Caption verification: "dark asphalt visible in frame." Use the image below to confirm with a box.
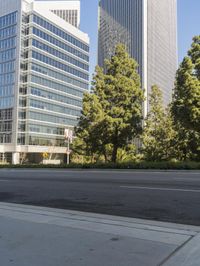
[0,169,200,225]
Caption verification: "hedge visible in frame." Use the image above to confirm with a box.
[0,161,199,170]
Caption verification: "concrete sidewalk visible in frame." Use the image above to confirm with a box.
[0,203,200,266]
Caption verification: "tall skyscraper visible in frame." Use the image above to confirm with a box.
[98,0,177,115]
[0,0,89,164]
[37,1,80,28]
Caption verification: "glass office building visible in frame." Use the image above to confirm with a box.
[0,0,89,164]
[98,0,177,115]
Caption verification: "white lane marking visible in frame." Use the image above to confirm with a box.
[120,186,200,193]
[0,180,10,182]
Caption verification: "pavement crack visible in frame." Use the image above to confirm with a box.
[158,235,195,266]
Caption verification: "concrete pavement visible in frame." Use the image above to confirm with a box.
[0,202,200,265]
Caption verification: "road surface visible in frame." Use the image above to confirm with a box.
[0,169,200,225]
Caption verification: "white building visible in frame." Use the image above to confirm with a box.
[98,0,177,116]
[0,0,89,164]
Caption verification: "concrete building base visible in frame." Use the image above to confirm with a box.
[0,145,66,164]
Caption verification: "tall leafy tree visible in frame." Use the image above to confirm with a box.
[172,36,200,132]
[72,93,107,161]
[73,44,144,162]
[172,36,200,161]
[172,123,200,161]
[142,85,176,161]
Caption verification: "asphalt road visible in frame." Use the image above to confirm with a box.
[0,169,200,225]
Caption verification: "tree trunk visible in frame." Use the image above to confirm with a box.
[103,153,108,163]
[111,145,118,163]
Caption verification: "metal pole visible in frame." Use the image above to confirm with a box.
[67,137,70,165]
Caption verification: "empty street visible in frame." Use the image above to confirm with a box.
[0,169,200,225]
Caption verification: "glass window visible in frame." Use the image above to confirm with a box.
[32,39,89,71]
[29,111,77,126]
[32,27,89,62]
[0,12,17,29]
[32,51,89,81]
[31,64,89,90]
[30,87,82,108]
[30,13,90,52]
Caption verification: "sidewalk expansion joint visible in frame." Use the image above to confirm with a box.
[158,235,195,265]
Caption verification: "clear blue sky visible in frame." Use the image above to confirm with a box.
[80,0,200,77]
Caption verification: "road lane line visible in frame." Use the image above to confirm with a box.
[120,186,200,193]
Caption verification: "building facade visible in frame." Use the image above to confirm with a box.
[0,0,89,164]
[37,1,80,28]
[98,0,177,115]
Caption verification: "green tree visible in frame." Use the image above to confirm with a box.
[72,93,108,162]
[142,85,176,161]
[172,36,200,132]
[73,44,144,162]
[171,36,200,161]
[173,123,200,161]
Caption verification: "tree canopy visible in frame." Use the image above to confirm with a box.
[172,36,200,132]
[73,44,144,162]
[72,37,200,164]
[171,36,200,161]
[142,85,176,161]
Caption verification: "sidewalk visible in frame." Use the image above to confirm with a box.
[0,203,200,266]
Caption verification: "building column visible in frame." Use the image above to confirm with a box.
[2,153,5,163]
[12,152,20,165]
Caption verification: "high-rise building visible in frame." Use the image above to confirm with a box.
[0,0,89,164]
[37,1,80,28]
[98,0,177,115]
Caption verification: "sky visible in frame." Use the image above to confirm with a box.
[80,0,200,77]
